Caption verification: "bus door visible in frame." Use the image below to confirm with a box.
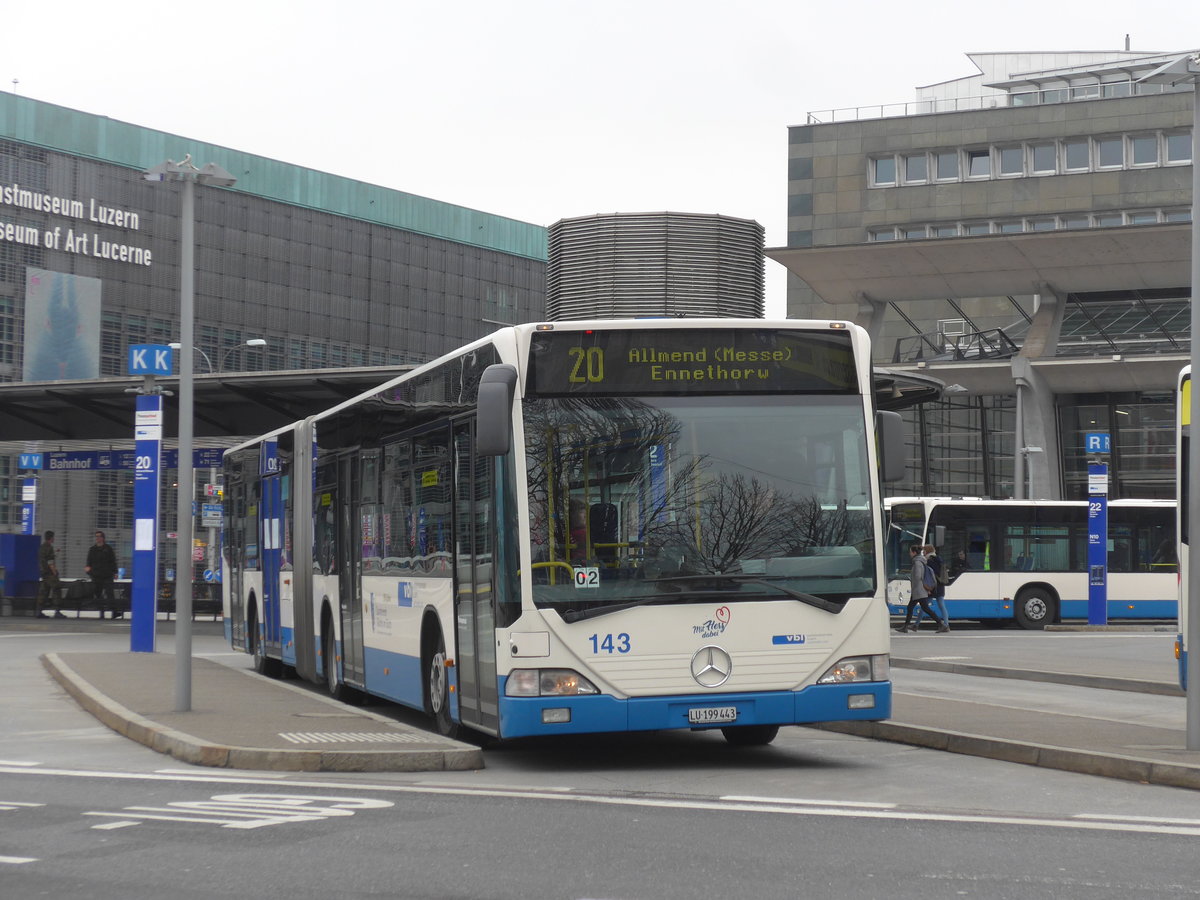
[335,454,366,688]
[453,421,499,733]
[260,470,283,656]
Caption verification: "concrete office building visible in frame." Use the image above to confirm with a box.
[547,212,764,319]
[0,93,547,583]
[771,49,1195,501]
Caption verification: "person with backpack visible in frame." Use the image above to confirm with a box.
[897,543,940,633]
[918,544,951,633]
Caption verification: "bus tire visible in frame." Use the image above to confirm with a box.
[425,631,458,739]
[322,618,353,702]
[248,606,281,678]
[1014,588,1056,630]
[721,724,779,746]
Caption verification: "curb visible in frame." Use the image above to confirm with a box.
[42,653,484,772]
[811,720,1200,791]
[891,657,1184,697]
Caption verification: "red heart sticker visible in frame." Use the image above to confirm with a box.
[715,606,730,623]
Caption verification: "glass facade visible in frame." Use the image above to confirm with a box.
[0,133,547,582]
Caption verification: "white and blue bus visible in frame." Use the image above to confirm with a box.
[885,497,1177,629]
[1177,365,1189,688]
[223,319,905,745]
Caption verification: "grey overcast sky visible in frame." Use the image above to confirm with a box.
[7,1,1200,316]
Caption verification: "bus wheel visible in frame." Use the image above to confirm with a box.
[249,609,281,678]
[720,724,779,746]
[323,624,352,702]
[1014,589,1055,630]
[426,633,458,739]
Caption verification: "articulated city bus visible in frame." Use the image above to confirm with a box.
[1178,366,1189,688]
[885,497,1177,629]
[223,319,904,744]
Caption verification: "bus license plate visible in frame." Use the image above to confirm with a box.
[688,706,737,725]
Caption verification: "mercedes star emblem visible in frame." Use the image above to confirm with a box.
[690,645,732,688]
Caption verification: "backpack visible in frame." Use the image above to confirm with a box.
[922,562,937,591]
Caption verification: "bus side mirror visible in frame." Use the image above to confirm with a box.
[476,364,518,456]
[933,525,946,548]
[876,410,906,483]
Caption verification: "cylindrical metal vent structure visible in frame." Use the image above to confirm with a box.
[547,212,765,320]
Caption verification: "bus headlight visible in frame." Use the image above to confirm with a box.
[817,654,888,684]
[506,669,600,697]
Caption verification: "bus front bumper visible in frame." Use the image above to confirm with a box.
[497,679,892,739]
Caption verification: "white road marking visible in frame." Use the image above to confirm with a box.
[85,793,394,830]
[0,801,44,811]
[1075,813,1200,826]
[155,768,290,778]
[0,761,40,767]
[91,820,139,830]
[721,795,897,809]
[0,855,37,864]
[4,764,1198,839]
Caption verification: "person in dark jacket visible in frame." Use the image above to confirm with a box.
[921,544,951,633]
[85,530,120,619]
[897,544,940,633]
[35,530,65,619]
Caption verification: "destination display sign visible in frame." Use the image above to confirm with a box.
[528,328,857,397]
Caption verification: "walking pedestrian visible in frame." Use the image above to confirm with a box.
[35,530,66,619]
[896,544,939,633]
[85,530,120,619]
[923,544,950,633]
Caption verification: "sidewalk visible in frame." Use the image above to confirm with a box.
[817,626,1200,791]
[43,651,483,773]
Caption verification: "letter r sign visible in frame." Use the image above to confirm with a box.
[128,344,173,376]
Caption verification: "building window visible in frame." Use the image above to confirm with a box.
[997,146,1024,176]
[1164,209,1192,222]
[1095,137,1124,169]
[1063,140,1090,171]
[932,224,959,237]
[901,226,928,239]
[1129,135,1159,166]
[963,223,990,235]
[868,228,897,241]
[1166,132,1192,164]
[966,149,990,178]
[1062,215,1090,230]
[872,157,897,186]
[1095,213,1123,227]
[1031,143,1057,174]
[935,151,959,180]
[1028,218,1057,231]
[996,221,1023,233]
[1126,211,1159,225]
[903,154,928,183]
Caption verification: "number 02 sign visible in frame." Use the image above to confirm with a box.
[573,566,600,588]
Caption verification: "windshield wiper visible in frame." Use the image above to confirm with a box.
[651,574,844,613]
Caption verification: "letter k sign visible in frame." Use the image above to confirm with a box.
[128,344,173,376]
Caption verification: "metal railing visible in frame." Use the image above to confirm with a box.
[892,328,1019,365]
[806,81,1176,125]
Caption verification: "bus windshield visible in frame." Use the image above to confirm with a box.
[523,394,875,618]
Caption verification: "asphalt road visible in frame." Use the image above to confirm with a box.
[3,621,1199,899]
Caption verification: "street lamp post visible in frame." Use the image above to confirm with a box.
[145,156,236,713]
[1020,446,1043,499]
[218,338,267,372]
[1137,53,1200,749]
[170,338,266,373]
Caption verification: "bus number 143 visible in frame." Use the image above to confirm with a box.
[589,633,631,654]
